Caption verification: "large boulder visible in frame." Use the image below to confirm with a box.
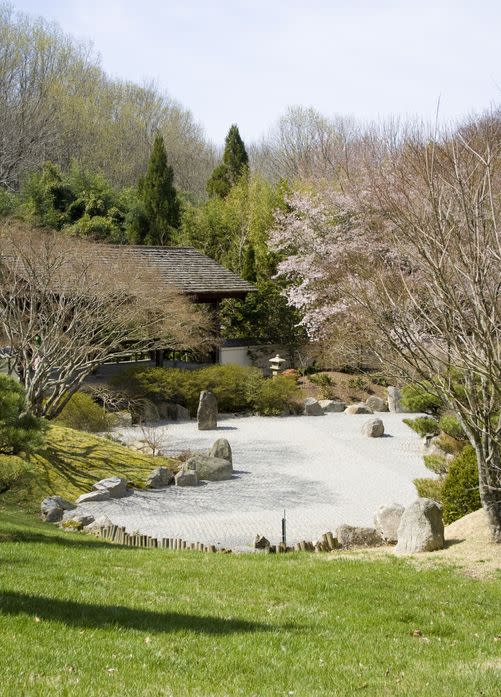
[320,400,346,413]
[84,515,113,533]
[374,503,405,543]
[395,498,444,554]
[176,404,190,421]
[336,524,384,548]
[175,469,199,487]
[361,418,385,438]
[146,466,174,489]
[387,386,402,413]
[76,490,111,504]
[61,510,95,529]
[40,496,76,523]
[184,454,233,481]
[345,403,373,415]
[365,395,388,412]
[197,390,217,430]
[303,397,324,416]
[93,476,128,498]
[209,438,232,465]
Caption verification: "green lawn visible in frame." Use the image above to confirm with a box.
[1,425,178,510]
[0,507,500,696]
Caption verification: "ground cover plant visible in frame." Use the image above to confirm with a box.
[0,425,177,509]
[0,507,499,696]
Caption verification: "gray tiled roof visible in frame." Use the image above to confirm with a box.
[108,246,256,302]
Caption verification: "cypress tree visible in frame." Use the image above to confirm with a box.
[140,133,180,245]
[207,124,248,198]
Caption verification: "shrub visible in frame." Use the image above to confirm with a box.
[370,372,390,387]
[0,456,33,494]
[401,383,443,415]
[413,477,443,502]
[113,365,303,417]
[112,365,263,415]
[423,454,449,476]
[434,433,464,455]
[0,375,46,455]
[441,446,480,524]
[403,416,440,438]
[309,373,335,398]
[252,376,301,416]
[438,414,466,441]
[55,392,112,432]
[348,376,369,391]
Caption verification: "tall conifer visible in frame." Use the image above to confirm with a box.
[207,124,248,198]
[140,133,180,245]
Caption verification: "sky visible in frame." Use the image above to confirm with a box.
[9,0,501,145]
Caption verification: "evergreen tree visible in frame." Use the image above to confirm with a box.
[139,133,180,245]
[207,124,249,198]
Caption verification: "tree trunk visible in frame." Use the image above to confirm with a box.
[476,449,501,543]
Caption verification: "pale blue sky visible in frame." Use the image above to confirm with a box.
[10,0,501,144]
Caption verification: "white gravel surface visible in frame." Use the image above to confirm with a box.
[80,412,429,550]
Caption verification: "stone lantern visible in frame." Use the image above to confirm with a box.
[269,353,286,378]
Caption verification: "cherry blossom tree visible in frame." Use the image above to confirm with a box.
[271,114,501,542]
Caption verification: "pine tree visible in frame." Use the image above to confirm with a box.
[207,124,249,198]
[139,133,180,245]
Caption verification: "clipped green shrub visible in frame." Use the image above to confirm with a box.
[441,446,480,524]
[423,453,449,476]
[413,477,443,502]
[0,375,46,455]
[348,376,369,391]
[309,373,335,398]
[252,376,301,416]
[113,365,264,415]
[0,455,33,494]
[112,365,303,417]
[370,372,390,387]
[55,392,112,432]
[438,414,466,441]
[403,416,440,438]
[401,383,443,415]
[196,365,263,413]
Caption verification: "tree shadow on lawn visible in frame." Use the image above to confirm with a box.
[0,591,290,635]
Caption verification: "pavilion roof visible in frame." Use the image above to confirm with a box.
[107,246,256,302]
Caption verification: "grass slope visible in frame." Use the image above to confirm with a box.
[1,425,177,509]
[0,507,500,696]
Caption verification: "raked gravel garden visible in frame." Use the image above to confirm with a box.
[77,411,430,550]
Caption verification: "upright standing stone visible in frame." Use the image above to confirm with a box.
[395,498,444,553]
[197,390,217,430]
[387,386,402,413]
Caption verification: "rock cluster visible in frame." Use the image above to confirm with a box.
[76,476,128,504]
[40,496,75,523]
[361,418,385,438]
[365,395,388,412]
[345,403,373,415]
[374,503,405,543]
[395,498,444,553]
[303,397,324,416]
[146,466,174,489]
[319,400,346,412]
[184,454,233,481]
